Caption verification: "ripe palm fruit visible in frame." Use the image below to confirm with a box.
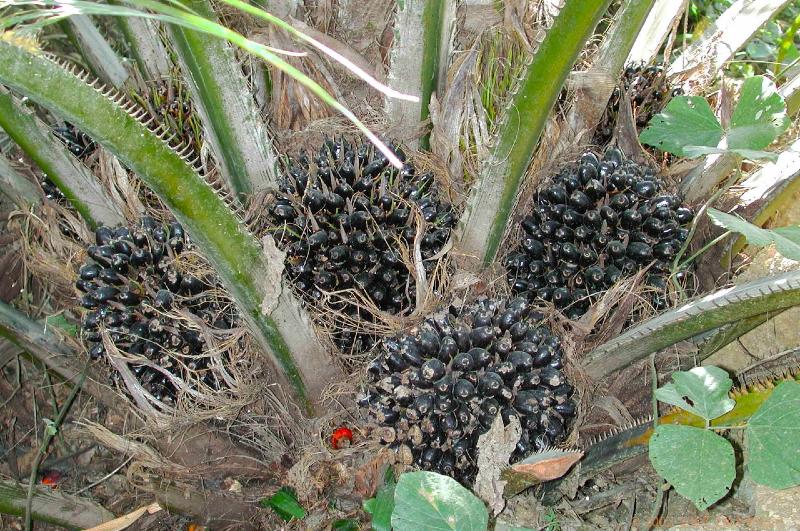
[76,217,237,404]
[360,297,575,484]
[595,63,679,146]
[505,148,694,319]
[262,137,456,354]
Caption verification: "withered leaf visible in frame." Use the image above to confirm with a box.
[510,449,583,482]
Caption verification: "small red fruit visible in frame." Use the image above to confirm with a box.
[331,427,353,449]
[40,470,63,488]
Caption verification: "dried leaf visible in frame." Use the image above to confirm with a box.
[83,502,161,531]
[450,270,482,291]
[615,87,652,166]
[510,449,583,482]
[0,251,23,303]
[474,414,521,515]
[430,45,478,187]
[353,450,392,499]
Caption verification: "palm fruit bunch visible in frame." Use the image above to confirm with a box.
[504,148,694,319]
[262,137,456,354]
[359,297,575,484]
[595,63,681,146]
[76,217,236,405]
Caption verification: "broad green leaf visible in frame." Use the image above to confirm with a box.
[762,233,800,262]
[747,380,800,488]
[259,487,306,521]
[44,419,58,436]
[727,148,779,161]
[363,469,395,531]
[708,209,772,246]
[708,209,800,261]
[728,76,790,151]
[681,145,778,161]
[639,96,723,156]
[640,76,788,158]
[773,225,800,243]
[44,314,78,338]
[655,366,735,421]
[391,471,488,531]
[331,519,360,530]
[649,425,735,510]
[746,39,773,60]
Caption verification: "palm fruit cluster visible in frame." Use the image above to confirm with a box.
[76,217,236,404]
[595,63,680,146]
[360,297,575,484]
[262,137,456,354]
[505,148,694,319]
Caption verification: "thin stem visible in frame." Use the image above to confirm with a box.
[71,455,133,495]
[670,168,741,296]
[646,484,667,530]
[649,353,659,426]
[676,231,731,270]
[710,424,747,430]
[24,367,86,530]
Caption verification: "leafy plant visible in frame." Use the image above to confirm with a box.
[543,508,561,531]
[746,381,800,488]
[708,208,800,261]
[331,519,360,530]
[363,469,396,531]
[649,366,800,510]
[391,471,488,531]
[259,486,306,522]
[640,75,790,160]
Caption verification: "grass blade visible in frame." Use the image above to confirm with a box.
[220,0,418,104]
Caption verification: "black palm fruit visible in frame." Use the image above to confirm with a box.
[360,297,575,485]
[76,217,238,405]
[53,122,96,160]
[40,178,67,203]
[505,147,694,319]
[258,137,456,355]
[595,63,679,146]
